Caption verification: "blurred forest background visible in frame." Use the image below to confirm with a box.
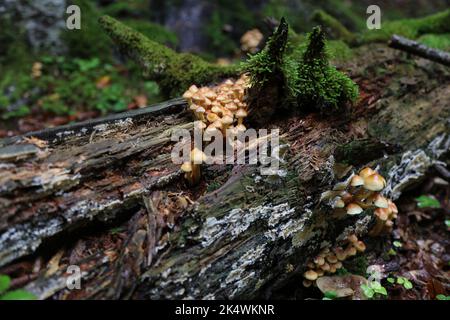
[0,0,449,137]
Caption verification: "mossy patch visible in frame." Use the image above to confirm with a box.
[243,23,358,121]
[99,15,239,97]
[360,9,450,43]
[417,34,450,50]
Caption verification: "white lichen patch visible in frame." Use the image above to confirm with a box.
[385,134,449,199]
[199,202,297,247]
[223,244,266,298]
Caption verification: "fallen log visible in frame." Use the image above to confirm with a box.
[0,44,449,300]
[389,35,450,66]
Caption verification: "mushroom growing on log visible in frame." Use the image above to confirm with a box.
[0,20,449,300]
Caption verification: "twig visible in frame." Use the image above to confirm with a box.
[389,35,450,67]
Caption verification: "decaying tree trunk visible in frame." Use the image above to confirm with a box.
[0,45,449,300]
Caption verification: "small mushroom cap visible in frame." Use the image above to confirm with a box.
[320,263,330,271]
[303,280,312,288]
[183,91,193,99]
[204,91,217,100]
[314,256,325,266]
[364,173,386,191]
[180,162,192,172]
[191,148,207,164]
[354,241,366,252]
[192,94,204,103]
[333,197,345,208]
[350,175,364,187]
[388,200,398,214]
[221,115,234,126]
[211,106,223,114]
[211,120,223,129]
[326,254,338,264]
[304,270,319,281]
[225,102,238,111]
[207,113,220,123]
[359,167,376,178]
[195,121,207,130]
[372,194,389,208]
[346,247,357,256]
[188,85,199,93]
[347,234,358,243]
[235,124,246,132]
[190,104,199,111]
[346,203,363,215]
[374,208,389,221]
[340,191,353,203]
[196,106,206,114]
[236,108,248,118]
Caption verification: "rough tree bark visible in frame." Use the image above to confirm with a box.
[0,45,449,300]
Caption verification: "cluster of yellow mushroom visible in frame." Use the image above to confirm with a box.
[182,74,249,135]
[32,62,43,78]
[327,167,398,236]
[180,75,250,185]
[303,234,366,287]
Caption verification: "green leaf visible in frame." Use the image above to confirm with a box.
[436,294,450,300]
[374,286,388,296]
[0,289,36,300]
[387,277,395,284]
[415,195,441,209]
[361,284,374,299]
[324,291,338,299]
[397,277,405,284]
[387,248,397,256]
[445,220,450,228]
[0,275,11,294]
[370,281,383,290]
[403,279,413,290]
[393,241,403,248]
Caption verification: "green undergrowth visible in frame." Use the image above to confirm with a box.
[0,56,161,120]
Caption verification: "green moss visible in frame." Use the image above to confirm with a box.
[122,19,178,47]
[360,9,450,43]
[417,33,450,50]
[311,10,356,44]
[99,15,238,97]
[295,27,359,112]
[243,22,358,123]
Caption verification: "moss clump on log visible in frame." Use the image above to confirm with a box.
[243,22,358,124]
[295,27,359,112]
[99,15,238,97]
